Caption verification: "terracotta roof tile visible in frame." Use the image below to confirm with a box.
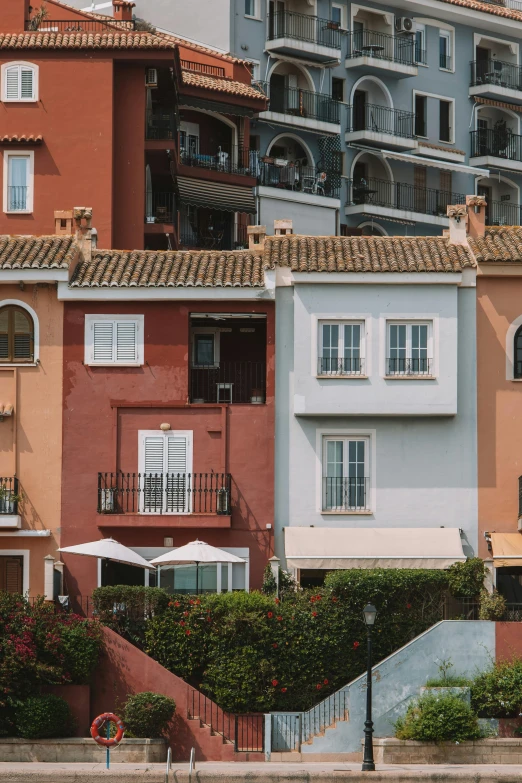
[469,226,522,263]
[70,248,265,287]
[417,141,466,156]
[181,69,267,101]
[0,31,173,49]
[0,235,77,269]
[439,0,522,22]
[263,235,475,273]
[0,135,43,144]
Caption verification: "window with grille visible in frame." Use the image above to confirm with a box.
[387,321,433,376]
[323,436,370,511]
[85,315,143,365]
[2,63,37,101]
[0,306,34,363]
[318,321,365,375]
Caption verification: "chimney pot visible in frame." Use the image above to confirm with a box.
[247,225,266,251]
[112,0,135,21]
[466,194,487,239]
[74,207,94,264]
[54,210,74,236]
[274,219,293,236]
[446,204,468,245]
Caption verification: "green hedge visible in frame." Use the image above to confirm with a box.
[14,694,76,739]
[395,693,482,743]
[122,692,176,738]
[92,586,169,647]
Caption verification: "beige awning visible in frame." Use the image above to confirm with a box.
[491,533,522,567]
[284,527,466,571]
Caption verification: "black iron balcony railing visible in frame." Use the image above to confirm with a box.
[486,199,522,226]
[145,192,174,224]
[0,477,19,515]
[347,176,466,217]
[261,81,340,123]
[318,357,365,375]
[146,109,175,140]
[258,162,340,198]
[7,186,28,212]
[440,53,451,70]
[414,46,427,65]
[470,128,522,162]
[180,59,226,77]
[267,10,342,48]
[348,102,415,138]
[98,472,231,515]
[25,18,136,32]
[190,361,266,404]
[180,142,257,176]
[347,30,415,66]
[471,59,522,91]
[322,477,369,511]
[386,357,432,376]
[179,217,249,251]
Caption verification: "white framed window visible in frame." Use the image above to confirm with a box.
[84,314,144,366]
[386,321,433,376]
[414,24,426,65]
[318,320,365,375]
[1,62,38,102]
[322,436,370,511]
[245,0,258,18]
[138,430,194,514]
[3,151,34,214]
[331,4,345,27]
[439,30,451,70]
[192,327,220,367]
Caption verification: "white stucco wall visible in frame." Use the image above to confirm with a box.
[259,196,338,236]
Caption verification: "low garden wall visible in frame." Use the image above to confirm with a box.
[0,737,167,763]
[373,738,522,764]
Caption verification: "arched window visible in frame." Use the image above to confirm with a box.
[1,62,38,102]
[515,325,522,379]
[0,306,34,363]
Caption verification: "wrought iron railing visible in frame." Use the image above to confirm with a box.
[179,216,249,250]
[0,477,19,515]
[415,46,427,65]
[258,162,340,198]
[190,361,266,404]
[144,192,174,224]
[470,128,522,161]
[346,30,415,65]
[440,53,451,69]
[347,102,415,138]
[267,10,342,48]
[346,176,466,217]
[97,472,231,515]
[25,18,136,32]
[317,357,365,375]
[471,59,522,91]
[322,477,369,511]
[386,358,433,376]
[179,142,257,176]
[188,689,264,752]
[261,81,340,123]
[486,199,522,226]
[146,109,175,140]
[7,186,28,212]
[444,597,522,622]
[180,60,226,77]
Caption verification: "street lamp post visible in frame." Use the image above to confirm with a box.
[362,603,377,772]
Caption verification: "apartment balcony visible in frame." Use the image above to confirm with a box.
[470,128,522,173]
[0,477,21,530]
[257,82,341,135]
[345,31,417,78]
[322,477,370,513]
[486,199,522,226]
[145,192,174,228]
[179,210,249,251]
[258,161,340,201]
[190,361,266,404]
[179,143,257,180]
[146,109,175,142]
[470,60,522,104]
[345,177,465,226]
[266,10,342,63]
[345,103,417,150]
[97,472,232,529]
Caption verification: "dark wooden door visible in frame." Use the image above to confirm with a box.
[0,556,23,594]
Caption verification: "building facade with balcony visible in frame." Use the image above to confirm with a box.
[74,0,522,237]
[58,215,275,597]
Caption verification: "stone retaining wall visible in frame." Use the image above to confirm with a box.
[0,738,167,763]
[373,737,522,764]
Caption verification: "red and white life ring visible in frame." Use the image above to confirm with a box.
[90,712,125,748]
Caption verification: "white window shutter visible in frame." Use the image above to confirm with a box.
[20,68,34,100]
[5,67,19,100]
[166,435,189,513]
[143,436,165,474]
[166,435,188,474]
[116,321,137,362]
[142,436,165,513]
[93,321,114,363]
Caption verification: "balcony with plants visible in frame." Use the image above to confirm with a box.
[0,477,21,530]
[470,37,522,104]
[470,114,522,172]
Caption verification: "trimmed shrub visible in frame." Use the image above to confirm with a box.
[395,693,482,743]
[92,586,169,647]
[14,694,76,739]
[471,658,522,718]
[446,558,487,598]
[479,590,506,621]
[123,692,175,738]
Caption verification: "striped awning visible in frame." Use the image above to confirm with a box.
[474,96,522,114]
[177,176,256,214]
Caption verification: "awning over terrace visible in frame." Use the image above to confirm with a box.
[490,533,522,567]
[177,176,257,213]
[284,527,466,571]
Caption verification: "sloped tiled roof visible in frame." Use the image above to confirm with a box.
[0,135,43,144]
[70,249,264,287]
[440,0,522,22]
[263,235,475,273]
[0,31,173,49]
[0,236,77,269]
[181,70,267,101]
[469,227,522,263]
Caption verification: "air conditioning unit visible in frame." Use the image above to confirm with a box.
[395,17,414,33]
[146,68,158,87]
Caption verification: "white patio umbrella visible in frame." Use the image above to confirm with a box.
[58,537,156,570]
[150,539,245,594]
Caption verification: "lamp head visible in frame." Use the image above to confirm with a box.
[363,603,377,627]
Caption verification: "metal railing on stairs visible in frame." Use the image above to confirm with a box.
[187,688,264,752]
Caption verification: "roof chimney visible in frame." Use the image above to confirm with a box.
[446,204,468,246]
[274,219,293,236]
[247,225,266,251]
[4,0,31,32]
[74,207,93,264]
[112,0,135,21]
[54,210,74,236]
[466,194,487,240]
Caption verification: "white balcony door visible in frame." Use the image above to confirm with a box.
[139,430,193,514]
[323,437,367,510]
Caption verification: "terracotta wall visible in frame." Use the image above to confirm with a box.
[61,300,275,597]
[0,284,63,595]
[477,276,522,557]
